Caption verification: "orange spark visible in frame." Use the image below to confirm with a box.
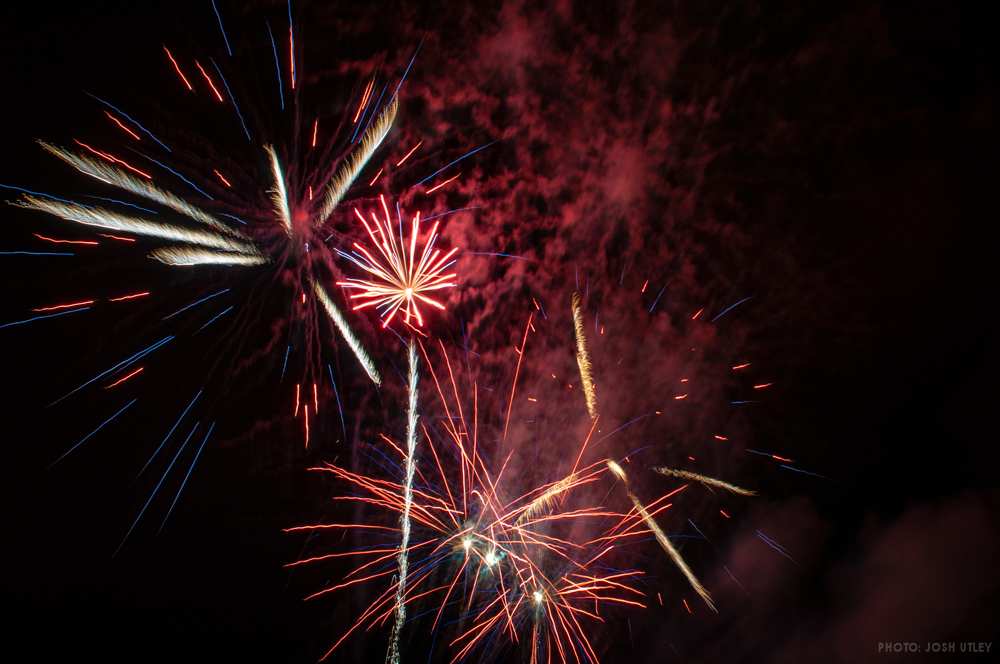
[33,233,98,246]
[109,291,150,302]
[162,46,193,91]
[104,366,144,389]
[753,382,773,390]
[311,118,318,147]
[353,79,374,123]
[73,140,151,179]
[304,405,310,448]
[732,362,751,370]
[104,111,141,141]
[212,169,232,187]
[289,28,296,90]
[194,60,225,102]
[425,172,461,195]
[395,141,423,167]
[32,299,96,312]
[368,167,384,187]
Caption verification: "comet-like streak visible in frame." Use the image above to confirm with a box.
[571,291,597,418]
[386,339,419,664]
[38,142,244,238]
[264,145,293,236]
[652,467,757,496]
[16,196,260,255]
[313,279,381,386]
[607,460,717,612]
[149,246,270,267]
[317,96,398,226]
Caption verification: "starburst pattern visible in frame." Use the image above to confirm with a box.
[337,194,459,328]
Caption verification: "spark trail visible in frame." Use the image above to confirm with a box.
[317,97,398,225]
[313,279,381,386]
[571,291,597,418]
[652,467,757,496]
[386,340,419,664]
[607,460,717,612]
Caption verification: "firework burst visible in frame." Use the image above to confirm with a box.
[336,194,459,329]
[0,4,491,550]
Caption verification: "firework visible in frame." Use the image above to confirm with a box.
[386,340,420,664]
[36,141,242,236]
[0,12,448,546]
[318,97,399,225]
[652,467,757,496]
[149,246,270,267]
[571,291,597,418]
[291,331,659,664]
[264,144,293,236]
[313,279,381,386]
[336,194,459,328]
[607,460,717,612]
[16,194,262,256]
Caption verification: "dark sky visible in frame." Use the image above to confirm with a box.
[0,1,994,663]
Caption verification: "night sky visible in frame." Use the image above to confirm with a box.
[1,2,994,663]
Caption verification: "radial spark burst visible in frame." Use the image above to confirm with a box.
[0,2,495,550]
[337,194,459,329]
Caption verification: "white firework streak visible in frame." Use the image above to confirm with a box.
[317,96,398,226]
[386,339,418,664]
[652,467,757,496]
[312,279,382,386]
[38,141,246,239]
[608,460,717,612]
[264,145,293,236]
[150,246,270,267]
[16,195,261,254]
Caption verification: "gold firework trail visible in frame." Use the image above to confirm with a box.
[608,460,717,612]
[386,339,420,664]
[313,279,381,386]
[515,473,577,526]
[38,142,245,239]
[652,467,757,496]
[317,96,398,226]
[264,145,293,236]
[149,246,270,267]
[16,195,260,254]
[571,291,597,418]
